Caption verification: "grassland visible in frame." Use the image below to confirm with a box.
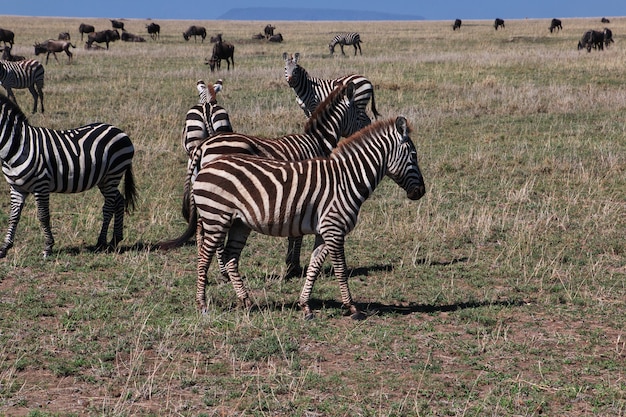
[0,15,624,416]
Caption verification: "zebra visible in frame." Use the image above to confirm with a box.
[0,94,137,258]
[159,82,364,278]
[0,59,45,113]
[329,32,363,56]
[283,52,380,129]
[191,116,425,320]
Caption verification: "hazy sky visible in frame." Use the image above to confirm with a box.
[4,0,626,20]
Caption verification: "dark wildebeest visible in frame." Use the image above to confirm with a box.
[58,32,71,41]
[87,29,120,50]
[0,28,15,47]
[183,25,206,42]
[210,33,223,43]
[603,28,614,47]
[268,33,283,43]
[0,46,25,61]
[264,24,275,38]
[494,18,505,30]
[601,17,610,24]
[146,22,160,40]
[78,23,95,41]
[206,41,235,72]
[34,39,76,64]
[549,18,562,33]
[578,30,604,52]
[111,19,125,31]
[453,19,462,31]
[121,32,146,42]
[252,33,264,39]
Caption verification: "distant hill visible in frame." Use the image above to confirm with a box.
[218,7,424,21]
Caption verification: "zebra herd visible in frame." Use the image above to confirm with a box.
[0,51,425,321]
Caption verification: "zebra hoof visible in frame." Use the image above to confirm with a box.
[350,311,367,321]
[304,312,316,321]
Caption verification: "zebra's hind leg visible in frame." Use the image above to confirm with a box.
[95,188,122,251]
[223,220,253,309]
[0,188,27,258]
[109,190,126,249]
[197,221,227,314]
[33,192,55,258]
[285,236,303,278]
[299,236,329,320]
[28,83,44,114]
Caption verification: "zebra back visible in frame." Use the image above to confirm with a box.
[0,59,45,89]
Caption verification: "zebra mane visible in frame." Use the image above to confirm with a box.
[333,117,411,153]
[0,93,29,125]
[303,82,349,132]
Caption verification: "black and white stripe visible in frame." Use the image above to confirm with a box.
[0,59,45,113]
[283,52,380,129]
[0,94,136,258]
[328,32,362,55]
[192,116,425,319]
[160,82,362,276]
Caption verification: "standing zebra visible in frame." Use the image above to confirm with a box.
[0,94,136,258]
[283,52,380,128]
[0,59,45,113]
[329,32,362,55]
[192,116,425,320]
[159,82,363,277]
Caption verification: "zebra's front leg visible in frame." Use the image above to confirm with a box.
[328,237,366,321]
[34,192,55,258]
[0,188,27,258]
[298,238,328,320]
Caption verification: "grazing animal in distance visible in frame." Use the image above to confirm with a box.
[1,46,25,61]
[578,29,604,52]
[206,40,235,72]
[110,19,125,31]
[268,33,283,42]
[58,32,71,40]
[86,29,120,50]
[453,19,462,30]
[0,28,15,47]
[146,23,160,40]
[549,18,562,33]
[183,25,206,42]
[329,32,362,55]
[78,23,95,40]
[494,18,505,30]
[0,59,45,113]
[190,116,425,320]
[121,32,146,42]
[264,24,276,38]
[601,17,610,24]
[34,39,76,64]
[283,52,380,126]
[252,33,264,39]
[603,27,614,47]
[0,94,136,258]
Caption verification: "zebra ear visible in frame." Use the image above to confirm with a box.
[395,116,408,135]
[282,52,288,60]
[345,82,355,100]
[294,52,300,63]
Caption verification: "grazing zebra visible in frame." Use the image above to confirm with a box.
[329,32,362,55]
[160,82,364,278]
[283,52,380,129]
[0,59,45,113]
[192,116,425,320]
[0,94,137,258]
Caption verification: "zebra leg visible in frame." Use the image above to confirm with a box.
[215,241,230,283]
[285,236,303,278]
[27,84,43,114]
[96,188,122,251]
[328,236,366,320]
[298,238,329,320]
[223,221,253,309]
[0,188,27,258]
[109,190,125,248]
[196,221,226,314]
[33,192,55,258]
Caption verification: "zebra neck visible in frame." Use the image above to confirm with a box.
[332,142,385,203]
[0,115,27,163]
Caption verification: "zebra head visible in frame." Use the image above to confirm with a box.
[283,52,302,88]
[196,80,219,105]
[386,117,426,201]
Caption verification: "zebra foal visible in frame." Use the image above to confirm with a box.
[329,32,363,56]
[283,52,380,129]
[0,94,136,258]
[0,59,45,113]
[192,116,426,320]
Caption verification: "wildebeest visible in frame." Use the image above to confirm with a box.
[252,33,264,39]
[78,23,95,41]
[121,32,146,42]
[0,46,25,61]
[86,29,120,50]
[110,19,125,31]
[34,39,76,64]
[58,32,71,41]
[206,40,235,72]
[603,28,614,47]
[494,18,505,30]
[146,22,160,40]
[264,24,276,38]
[268,33,283,43]
[453,19,462,30]
[549,18,562,33]
[601,17,610,24]
[578,29,604,52]
[0,28,15,47]
[210,33,223,43]
[183,25,206,42]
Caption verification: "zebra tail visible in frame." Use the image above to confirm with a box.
[124,165,138,213]
[156,205,197,251]
[370,88,381,119]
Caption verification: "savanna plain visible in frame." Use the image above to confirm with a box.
[0,15,624,417]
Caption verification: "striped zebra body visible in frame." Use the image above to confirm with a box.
[0,94,136,258]
[192,116,425,319]
[329,32,362,55]
[161,82,360,276]
[283,52,380,129]
[0,59,45,113]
